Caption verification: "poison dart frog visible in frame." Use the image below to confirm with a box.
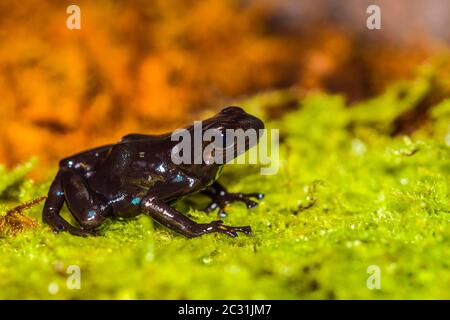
[43,107,264,238]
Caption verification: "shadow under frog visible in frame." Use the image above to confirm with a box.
[43,107,265,238]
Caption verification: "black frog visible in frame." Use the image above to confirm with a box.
[43,106,264,238]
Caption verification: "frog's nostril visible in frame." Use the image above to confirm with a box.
[221,106,244,114]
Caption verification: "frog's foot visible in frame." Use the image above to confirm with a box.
[204,192,264,218]
[207,220,252,237]
[51,223,100,237]
[44,205,100,237]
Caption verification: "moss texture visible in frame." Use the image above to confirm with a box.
[1,64,449,299]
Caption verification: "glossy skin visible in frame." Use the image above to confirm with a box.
[43,107,264,238]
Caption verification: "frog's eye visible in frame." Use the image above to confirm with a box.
[222,131,235,149]
[209,129,234,150]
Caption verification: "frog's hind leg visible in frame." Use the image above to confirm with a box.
[59,144,114,176]
[60,169,111,233]
[43,170,98,236]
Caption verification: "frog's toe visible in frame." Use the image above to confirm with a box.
[204,200,228,217]
[51,224,99,237]
[234,225,252,236]
[52,226,64,234]
[245,199,258,209]
[80,228,100,237]
[252,192,264,200]
[218,208,228,218]
[234,193,262,209]
[204,201,219,213]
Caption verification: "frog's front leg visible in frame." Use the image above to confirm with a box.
[202,182,264,218]
[140,196,252,238]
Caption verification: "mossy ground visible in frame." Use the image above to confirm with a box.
[1,66,449,299]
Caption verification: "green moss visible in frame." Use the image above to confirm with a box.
[1,71,449,299]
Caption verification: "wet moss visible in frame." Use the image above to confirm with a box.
[0,66,449,299]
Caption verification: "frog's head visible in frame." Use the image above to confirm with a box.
[171,106,264,179]
[199,106,265,164]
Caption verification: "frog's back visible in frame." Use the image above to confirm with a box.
[119,133,168,143]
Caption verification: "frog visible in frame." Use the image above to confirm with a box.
[43,106,265,238]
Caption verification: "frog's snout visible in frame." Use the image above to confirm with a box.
[220,106,245,114]
[219,106,265,133]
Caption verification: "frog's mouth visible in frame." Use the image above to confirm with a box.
[214,142,236,161]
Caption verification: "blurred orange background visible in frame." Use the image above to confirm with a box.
[0,0,449,176]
